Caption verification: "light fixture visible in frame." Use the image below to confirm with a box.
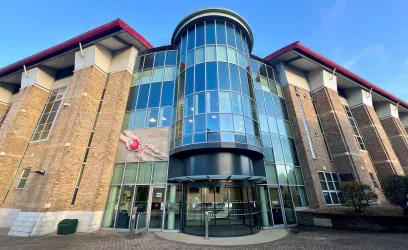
[162,117,167,120]
[149,118,157,123]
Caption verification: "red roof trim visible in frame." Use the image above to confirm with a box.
[0,19,153,78]
[264,42,408,110]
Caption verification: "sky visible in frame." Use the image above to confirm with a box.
[0,0,407,100]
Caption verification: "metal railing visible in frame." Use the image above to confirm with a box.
[129,207,148,238]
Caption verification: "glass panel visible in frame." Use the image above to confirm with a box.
[280,137,293,165]
[262,133,274,162]
[271,134,284,163]
[126,86,138,111]
[165,51,177,65]
[221,132,234,142]
[112,164,124,185]
[258,186,273,227]
[195,47,205,64]
[149,187,165,229]
[185,67,194,96]
[265,163,278,184]
[295,167,304,185]
[153,162,167,184]
[194,114,206,133]
[136,84,150,109]
[159,108,172,127]
[195,63,205,92]
[195,92,206,114]
[206,21,216,44]
[196,23,205,47]
[220,114,233,131]
[276,164,288,185]
[229,64,240,92]
[228,47,237,65]
[136,162,152,184]
[183,118,193,135]
[286,165,296,185]
[144,54,154,69]
[216,21,226,44]
[280,186,296,224]
[323,192,332,204]
[290,186,302,207]
[134,110,146,128]
[145,108,159,128]
[299,186,309,207]
[244,117,254,135]
[269,187,284,225]
[102,186,121,227]
[219,91,231,113]
[115,185,134,228]
[239,67,249,96]
[164,185,182,230]
[205,46,216,62]
[235,29,243,51]
[206,92,219,112]
[206,62,217,90]
[255,89,266,114]
[259,114,269,132]
[187,50,195,68]
[226,23,236,47]
[187,27,195,51]
[183,134,193,145]
[184,94,194,117]
[194,132,206,143]
[218,62,230,90]
[207,132,220,141]
[148,82,161,108]
[242,96,252,118]
[163,66,175,81]
[217,45,227,62]
[123,163,137,185]
[233,115,245,133]
[206,114,219,131]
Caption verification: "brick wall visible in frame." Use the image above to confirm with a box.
[351,105,404,179]
[0,85,49,201]
[283,85,335,208]
[0,103,7,119]
[380,117,408,174]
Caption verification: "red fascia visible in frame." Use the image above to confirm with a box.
[0,19,153,78]
[264,41,408,110]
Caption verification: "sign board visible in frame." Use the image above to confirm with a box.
[156,193,162,198]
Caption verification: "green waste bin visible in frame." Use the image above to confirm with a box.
[57,219,78,235]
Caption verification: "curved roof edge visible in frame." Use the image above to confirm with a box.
[0,18,153,78]
[171,7,254,51]
[264,41,408,110]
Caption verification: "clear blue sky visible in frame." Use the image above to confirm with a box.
[1,0,407,100]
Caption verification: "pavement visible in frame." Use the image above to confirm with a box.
[0,226,408,250]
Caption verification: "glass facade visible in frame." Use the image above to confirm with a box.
[171,20,261,149]
[103,9,310,234]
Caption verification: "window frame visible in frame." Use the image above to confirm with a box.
[318,171,343,205]
[16,168,31,189]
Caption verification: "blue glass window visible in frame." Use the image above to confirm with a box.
[268,116,279,134]
[136,84,150,109]
[159,108,172,127]
[220,114,233,131]
[206,62,218,90]
[194,115,206,133]
[185,67,194,96]
[187,50,195,67]
[271,134,284,164]
[218,62,230,90]
[146,108,159,128]
[194,133,206,143]
[195,47,205,64]
[235,29,243,51]
[217,46,228,62]
[195,92,206,114]
[233,115,245,133]
[184,94,194,117]
[206,91,219,113]
[216,21,226,44]
[206,114,219,131]
[161,81,174,107]
[136,56,144,71]
[219,91,232,113]
[231,93,243,115]
[229,64,240,92]
[205,46,216,61]
[180,35,187,56]
[264,92,275,115]
[183,118,193,135]
[262,133,274,162]
[272,95,283,118]
[195,63,205,92]
[183,135,193,145]
[259,114,269,132]
[255,89,266,114]
[178,71,185,99]
[165,51,177,65]
[196,23,205,47]
[152,68,164,82]
[154,52,165,67]
[235,133,246,143]
[245,117,254,135]
[164,66,175,81]
[280,137,293,165]
[148,82,161,108]
[126,86,138,111]
[134,110,146,128]
[242,96,252,117]
[144,54,154,69]
[208,132,220,142]
[206,21,216,44]
[239,67,249,96]
[221,132,234,142]
[187,28,195,52]
[226,23,236,47]
[227,47,237,64]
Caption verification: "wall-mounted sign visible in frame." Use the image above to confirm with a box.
[115,127,169,162]
[156,193,162,198]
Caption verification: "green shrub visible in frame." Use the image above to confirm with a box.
[340,181,378,214]
[381,175,408,208]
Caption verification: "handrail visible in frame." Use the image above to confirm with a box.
[135,212,148,234]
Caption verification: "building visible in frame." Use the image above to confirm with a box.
[0,8,407,237]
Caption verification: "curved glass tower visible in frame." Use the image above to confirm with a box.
[107,7,309,237]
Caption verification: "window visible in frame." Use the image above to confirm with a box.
[369,172,379,189]
[31,86,67,142]
[344,105,366,150]
[16,168,31,189]
[318,172,343,205]
[0,103,12,128]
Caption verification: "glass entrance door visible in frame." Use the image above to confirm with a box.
[148,187,165,230]
[268,187,284,225]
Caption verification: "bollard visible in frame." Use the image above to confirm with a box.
[129,207,137,238]
[204,211,209,240]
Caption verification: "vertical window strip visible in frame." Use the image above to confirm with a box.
[70,76,109,206]
[0,103,12,128]
[31,86,68,142]
[343,105,366,150]
[16,168,31,189]
[312,99,332,160]
[295,87,316,159]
